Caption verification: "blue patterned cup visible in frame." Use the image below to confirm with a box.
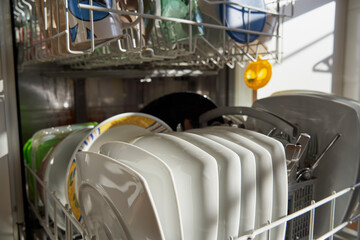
[67,0,142,45]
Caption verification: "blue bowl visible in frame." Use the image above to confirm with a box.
[220,0,266,43]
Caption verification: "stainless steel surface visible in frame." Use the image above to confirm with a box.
[295,133,311,161]
[42,69,220,78]
[18,67,75,142]
[285,144,301,161]
[286,144,301,179]
[18,67,222,132]
[0,0,25,239]
[287,133,310,180]
[297,133,341,181]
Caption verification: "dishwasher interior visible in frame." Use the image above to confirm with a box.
[2,0,360,239]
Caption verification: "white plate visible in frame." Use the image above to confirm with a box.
[132,133,219,240]
[169,132,241,240]
[189,129,257,236]
[66,112,172,222]
[38,141,60,203]
[99,141,183,240]
[191,128,273,240]
[78,182,130,240]
[212,126,288,240]
[29,122,97,200]
[42,127,93,230]
[76,151,165,240]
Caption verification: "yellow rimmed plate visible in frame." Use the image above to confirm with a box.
[65,112,172,223]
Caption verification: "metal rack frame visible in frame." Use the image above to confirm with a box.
[25,163,87,240]
[234,183,360,240]
[14,0,294,69]
[25,154,360,240]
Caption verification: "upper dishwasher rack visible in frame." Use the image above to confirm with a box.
[14,0,294,69]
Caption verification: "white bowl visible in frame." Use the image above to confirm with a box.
[78,182,130,239]
[41,127,93,230]
[66,112,172,223]
[76,151,165,239]
[100,141,183,240]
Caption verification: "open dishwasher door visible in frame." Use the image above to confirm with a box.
[0,0,25,239]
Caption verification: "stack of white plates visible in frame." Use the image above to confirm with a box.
[36,112,172,233]
[70,112,288,240]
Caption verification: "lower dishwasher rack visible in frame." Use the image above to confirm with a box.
[25,163,360,240]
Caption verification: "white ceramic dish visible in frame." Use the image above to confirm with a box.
[76,151,165,240]
[99,141,183,240]
[31,122,97,172]
[212,126,288,240]
[38,141,60,203]
[42,127,93,230]
[169,132,241,240]
[78,182,130,240]
[189,129,257,236]
[66,112,172,222]
[29,122,97,200]
[132,133,219,240]
[191,128,273,240]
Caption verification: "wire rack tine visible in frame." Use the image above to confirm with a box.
[15,0,290,67]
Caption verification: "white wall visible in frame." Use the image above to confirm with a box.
[234,0,337,104]
[343,0,360,100]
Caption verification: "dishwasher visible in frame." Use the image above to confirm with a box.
[1,0,359,239]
